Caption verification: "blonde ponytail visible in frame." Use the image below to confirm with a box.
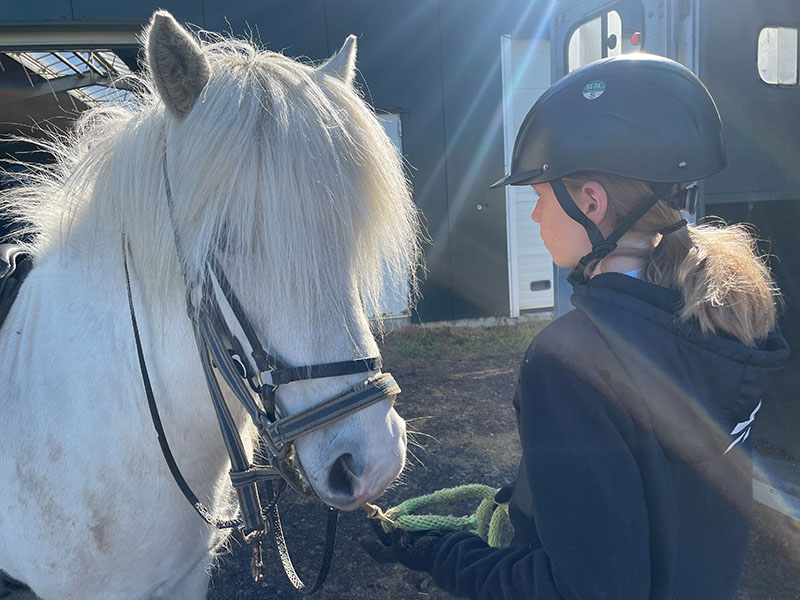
[563,173,780,346]
[672,223,778,345]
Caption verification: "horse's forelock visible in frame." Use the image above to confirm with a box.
[166,39,420,334]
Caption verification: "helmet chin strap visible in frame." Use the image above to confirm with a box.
[549,179,674,286]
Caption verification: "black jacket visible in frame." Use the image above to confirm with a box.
[428,273,789,600]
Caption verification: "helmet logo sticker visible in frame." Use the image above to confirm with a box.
[582,80,606,100]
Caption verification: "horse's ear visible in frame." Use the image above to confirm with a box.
[317,35,357,86]
[145,10,210,119]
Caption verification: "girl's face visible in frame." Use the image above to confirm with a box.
[531,182,594,268]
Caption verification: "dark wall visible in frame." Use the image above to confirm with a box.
[696,0,800,459]
[0,0,551,322]
[1,1,205,24]
[699,0,800,205]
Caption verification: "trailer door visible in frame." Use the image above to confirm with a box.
[550,0,650,315]
[501,36,554,316]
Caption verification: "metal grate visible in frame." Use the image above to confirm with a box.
[6,50,135,106]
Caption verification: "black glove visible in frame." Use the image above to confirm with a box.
[360,527,450,572]
[494,484,514,504]
[391,528,449,572]
[359,533,397,564]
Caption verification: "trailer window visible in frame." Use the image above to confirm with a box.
[567,2,643,73]
[758,27,798,85]
[569,16,603,71]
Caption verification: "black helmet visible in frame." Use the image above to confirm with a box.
[490,53,727,284]
[491,53,726,188]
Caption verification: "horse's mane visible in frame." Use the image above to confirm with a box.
[1,33,421,335]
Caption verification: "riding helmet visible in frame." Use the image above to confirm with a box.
[490,53,727,283]
[491,53,726,188]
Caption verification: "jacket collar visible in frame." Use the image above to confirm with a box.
[571,272,790,368]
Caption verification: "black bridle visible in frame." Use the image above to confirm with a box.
[121,149,401,593]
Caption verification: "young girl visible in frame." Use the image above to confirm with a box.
[379,54,790,599]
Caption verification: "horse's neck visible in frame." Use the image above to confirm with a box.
[21,231,254,461]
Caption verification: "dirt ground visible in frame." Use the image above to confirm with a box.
[3,321,800,599]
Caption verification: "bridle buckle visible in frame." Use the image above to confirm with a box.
[257,369,277,389]
[239,525,266,583]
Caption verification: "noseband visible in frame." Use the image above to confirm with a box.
[121,148,401,592]
[204,257,397,464]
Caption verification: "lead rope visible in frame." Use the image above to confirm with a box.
[364,484,510,549]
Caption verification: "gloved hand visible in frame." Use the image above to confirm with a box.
[390,528,449,572]
[359,533,397,564]
[494,483,514,504]
[360,527,450,572]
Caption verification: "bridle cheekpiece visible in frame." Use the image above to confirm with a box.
[121,146,401,592]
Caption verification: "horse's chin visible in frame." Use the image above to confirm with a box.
[324,494,374,512]
[317,488,397,513]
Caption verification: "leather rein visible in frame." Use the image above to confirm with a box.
[122,150,400,593]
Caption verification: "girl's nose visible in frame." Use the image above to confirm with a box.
[531,202,541,223]
[530,185,541,223]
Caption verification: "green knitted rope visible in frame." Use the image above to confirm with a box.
[380,484,510,548]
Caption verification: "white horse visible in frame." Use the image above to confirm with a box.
[0,11,419,599]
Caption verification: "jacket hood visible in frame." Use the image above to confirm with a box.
[570,273,790,459]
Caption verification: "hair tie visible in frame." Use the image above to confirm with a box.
[658,219,687,236]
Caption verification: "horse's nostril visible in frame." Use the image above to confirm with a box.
[327,452,364,497]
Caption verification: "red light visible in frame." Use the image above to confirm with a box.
[631,32,641,46]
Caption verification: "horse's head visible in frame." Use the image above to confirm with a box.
[143,12,420,510]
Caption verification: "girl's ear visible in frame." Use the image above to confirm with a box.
[580,181,608,226]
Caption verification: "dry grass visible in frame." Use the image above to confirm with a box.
[379,319,549,364]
